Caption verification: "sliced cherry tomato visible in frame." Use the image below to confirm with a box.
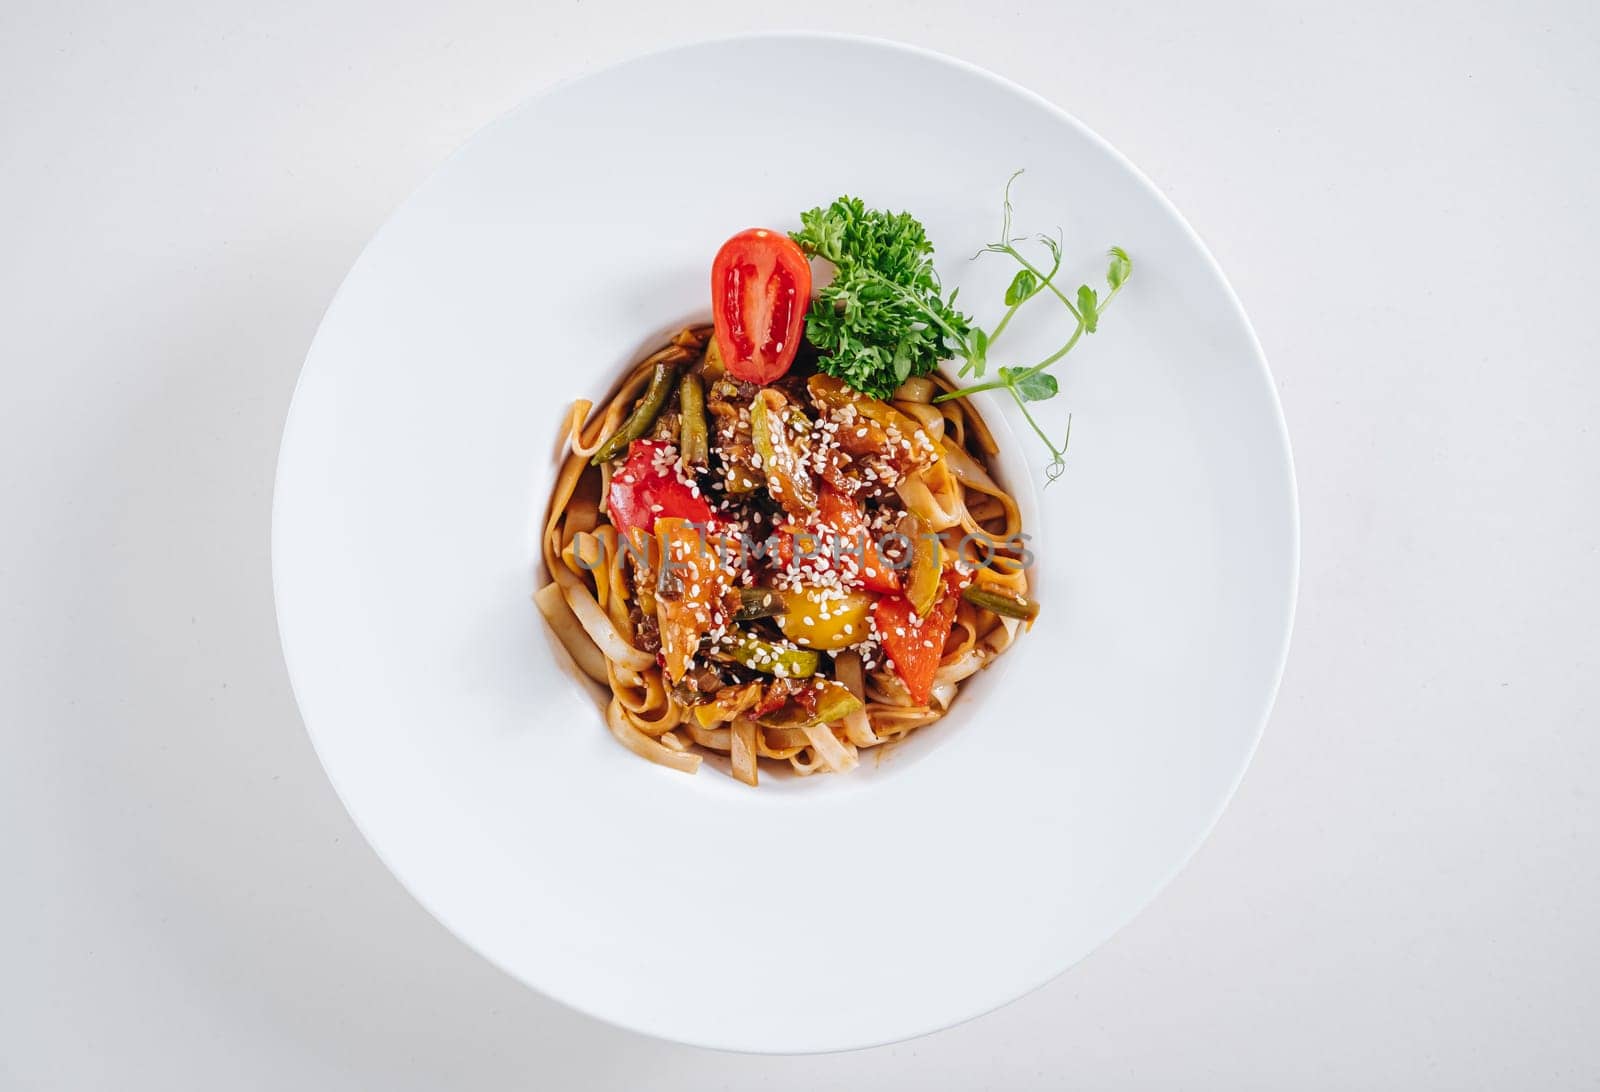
[711,228,812,385]
[606,440,713,538]
[872,572,967,706]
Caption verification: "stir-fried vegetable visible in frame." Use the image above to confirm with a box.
[591,358,679,465]
[815,487,899,593]
[903,515,943,617]
[733,587,784,622]
[872,574,965,705]
[736,584,876,641]
[654,517,734,683]
[806,374,937,486]
[605,440,712,537]
[962,584,1040,624]
[692,681,763,728]
[775,586,873,651]
[677,373,709,469]
[807,374,928,443]
[700,336,726,381]
[723,633,820,678]
[753,679,863,730]
[765,487,901,595]
[750,388,818,516]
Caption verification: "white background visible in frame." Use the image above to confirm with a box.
[2,0,1596,1087]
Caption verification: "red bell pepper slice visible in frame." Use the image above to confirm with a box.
[606,440,713,538]
[816,487,900,593]
[765,486,900,593]
[872,572,966,705]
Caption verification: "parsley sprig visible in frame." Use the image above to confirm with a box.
[935,172,1132,484]
[790,198,976,400]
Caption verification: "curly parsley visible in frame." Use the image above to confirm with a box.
[790,198,976,400]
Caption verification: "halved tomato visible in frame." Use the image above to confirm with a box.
[710,228,812,385]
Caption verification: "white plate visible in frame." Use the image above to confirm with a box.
[273,34,1297,1053]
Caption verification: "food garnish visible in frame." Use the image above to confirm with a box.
[789,198,975,400]
[710,228,813,385]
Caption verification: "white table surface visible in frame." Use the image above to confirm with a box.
[4,1,1596,1087]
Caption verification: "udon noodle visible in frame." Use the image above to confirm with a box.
[537,325,1037,785]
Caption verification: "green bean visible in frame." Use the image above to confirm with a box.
[678,372,709,468]
[733,587,785,622]
[723,633,819,678]
[724,466,762,495]
[961,584,1040,623]
[589,358,679,465]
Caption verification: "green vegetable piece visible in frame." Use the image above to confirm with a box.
[962,584,1041,623]
[812,683,864,725]
[905,520,944,617]
[749,390,817,512]
[750,390,776,465]
[734,587,785,622]
[755,679,863,729]
[678,372,709,468]
[590,358,679,465]
[790,197,976,399]
[701,336,727,381]
[724,466,761,495]
[725,634,820,678]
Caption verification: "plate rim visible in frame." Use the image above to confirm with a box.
[270,30,1301,1053]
